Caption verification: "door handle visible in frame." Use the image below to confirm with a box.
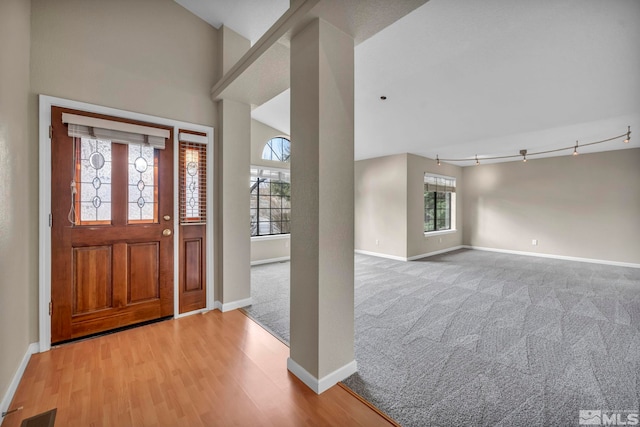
[162,229,172,237]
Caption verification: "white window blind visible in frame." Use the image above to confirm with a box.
[424,175,456,193]
[178,132,208,145]
[62,112,169,149]
[250,166,291,183]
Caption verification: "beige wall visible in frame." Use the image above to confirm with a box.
[251,237,290,263]
[407,153,463,258]
[354,154,408,258]
[31,0,218,127]
[357,149,639,265]
[219,99,251,303]
[462,148,640,264]
[219,25,250,77]
[354,153,463,260]
[0,0,32,405]
[251,119,291,263]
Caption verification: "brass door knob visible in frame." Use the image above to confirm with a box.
[162,229,172,237]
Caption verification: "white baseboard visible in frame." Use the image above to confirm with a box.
[464,245,640,269]
[407,245,465,261]
[213,301,223,311]
[354,249,407,262]
[287,357,357,394]
[220,297,253,312]
[355,246,464,262]
[251,256,290,266]
[174,307,210,319]
[1,342,39,416]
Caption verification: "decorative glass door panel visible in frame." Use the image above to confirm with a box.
[184,148,201,220]
[76,138,112,224]
[128,144,158,223]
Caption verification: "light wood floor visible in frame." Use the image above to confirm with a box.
[2,310,396,427]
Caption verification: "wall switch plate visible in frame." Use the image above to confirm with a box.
[532,239,538,246]
[375,239,379,245]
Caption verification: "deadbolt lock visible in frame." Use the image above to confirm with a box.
[163,215,171,221]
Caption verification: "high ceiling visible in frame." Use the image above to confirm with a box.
[176,0,640,164]
[175,0,289,45]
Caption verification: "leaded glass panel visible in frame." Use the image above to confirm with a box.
[184,148,200,218]
[78,138,112,223]
[128,144,157,223]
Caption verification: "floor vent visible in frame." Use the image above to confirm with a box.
[20,409,56,427]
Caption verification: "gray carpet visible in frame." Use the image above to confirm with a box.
[245,249,640,426]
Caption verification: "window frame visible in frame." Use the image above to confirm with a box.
[261,136,291,163]
[424,173,456,235]
[250,166,291,238]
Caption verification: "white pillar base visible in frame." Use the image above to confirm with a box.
[287,357,357,394]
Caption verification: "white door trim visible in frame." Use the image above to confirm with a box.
[38,95,215,352]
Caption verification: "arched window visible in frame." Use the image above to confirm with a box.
[261,137,290,162]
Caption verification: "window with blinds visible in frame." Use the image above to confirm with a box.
[424,174,456,233]
[179,136,207,224]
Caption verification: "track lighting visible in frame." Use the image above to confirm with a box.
[432,127,630,165]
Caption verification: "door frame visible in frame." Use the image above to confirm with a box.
[38,95,215,352]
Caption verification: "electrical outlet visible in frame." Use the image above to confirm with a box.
[532,239,538,246]
[439,237,442,243]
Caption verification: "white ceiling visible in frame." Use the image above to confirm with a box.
[354,0,640,163]
[252,88,291,135]
[174,0,288,45]
[179,0,640,164]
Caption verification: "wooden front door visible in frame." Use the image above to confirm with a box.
[50,106,174,344]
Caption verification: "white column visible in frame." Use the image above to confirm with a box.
[288,18,356,394]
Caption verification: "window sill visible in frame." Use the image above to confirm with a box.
[251,234,290,242]
[424,229,457,237]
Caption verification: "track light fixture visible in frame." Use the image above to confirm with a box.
[520,149,527,162]
[435,126,631,166]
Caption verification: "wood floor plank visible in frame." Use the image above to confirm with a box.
[2,309,396,427]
